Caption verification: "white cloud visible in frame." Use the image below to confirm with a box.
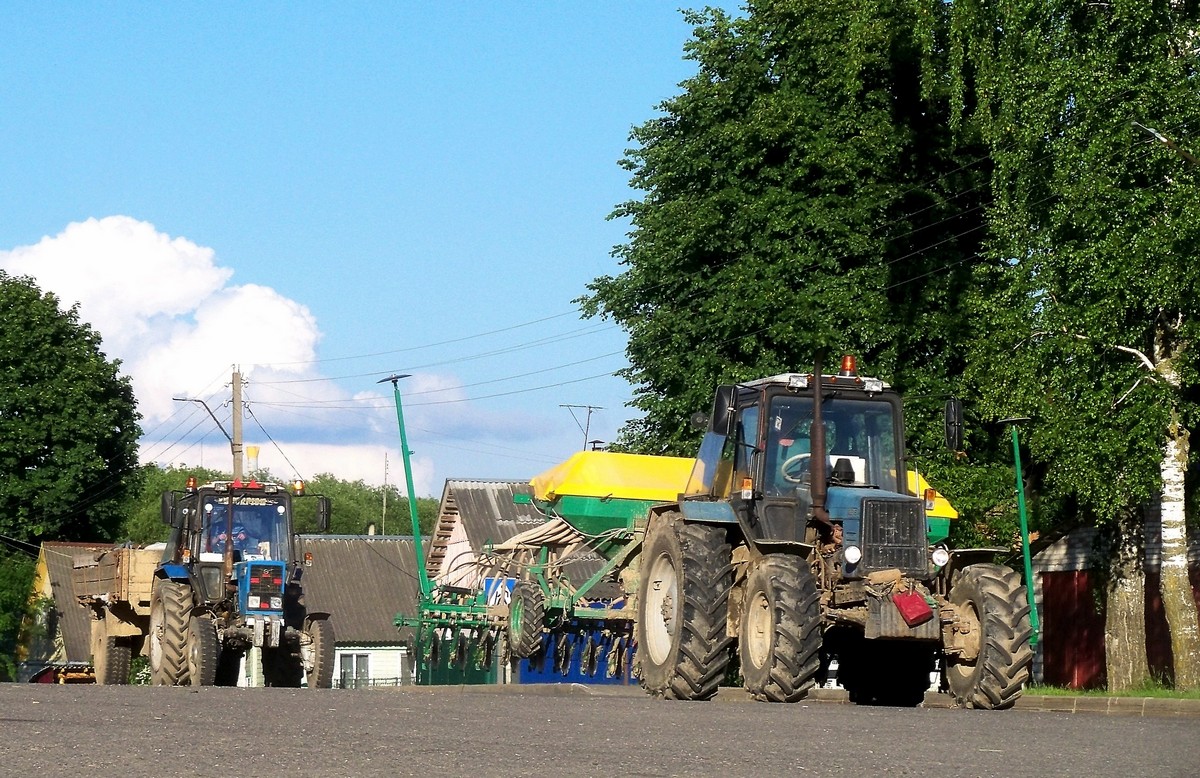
[2,215,565,495]
[0,216,323,422]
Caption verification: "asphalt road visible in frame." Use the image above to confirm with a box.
[0,683,1196,778]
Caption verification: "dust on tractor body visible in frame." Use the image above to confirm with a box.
[153,477,336,687]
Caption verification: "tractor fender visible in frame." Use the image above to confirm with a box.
[156,563,190,583]
[940,548,1008,588]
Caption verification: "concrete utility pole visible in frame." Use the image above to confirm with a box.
[231,368,245,482]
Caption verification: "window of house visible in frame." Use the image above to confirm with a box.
[339,653,369,688]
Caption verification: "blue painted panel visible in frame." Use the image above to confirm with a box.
[513,624,633,686]
[679,500,737,523]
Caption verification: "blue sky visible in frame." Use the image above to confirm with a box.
[0,4,736,496]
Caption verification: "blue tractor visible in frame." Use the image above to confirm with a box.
[154,477,335,687]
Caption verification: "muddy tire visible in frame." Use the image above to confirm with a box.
[944,564,1033,709]
[91,621,132,686]
[149,581,193,686]
[635,515,732,701]
[304,617,336,688]
[738,554,822,702]
[187,615,220,686]
[508,581,545,659]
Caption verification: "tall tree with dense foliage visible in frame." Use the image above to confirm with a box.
[0,271,142,543]
[951,1,1200,688]
[580,1,1009,527]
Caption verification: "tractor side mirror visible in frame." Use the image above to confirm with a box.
[944,397,964,452]
[160,491,179,526]
[710,385,737,437]
[316,496,332,532]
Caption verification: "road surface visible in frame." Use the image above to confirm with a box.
[0,683,1195,777]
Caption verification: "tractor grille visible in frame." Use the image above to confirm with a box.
[248,563,285,598]
[860,498,926,576]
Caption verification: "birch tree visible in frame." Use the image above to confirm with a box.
[952,0,1200,688]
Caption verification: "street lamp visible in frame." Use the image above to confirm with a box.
[379,374,431,598]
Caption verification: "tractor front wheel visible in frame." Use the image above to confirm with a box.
[303,617,336,688]
[635,514,731,700]
[738,554,822,702]
[944,564,1033,709]
[187,615,220,686]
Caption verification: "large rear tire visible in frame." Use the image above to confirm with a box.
[738,554,822,702]
[149,581,193,686]
[187,615,220,687]
[635,514,732,700]
[303,617,336,688]
[507,581,545,659]
[91,620,132,686]
[944,564,1033,709]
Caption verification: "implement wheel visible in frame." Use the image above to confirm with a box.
[508,581,545,659]
[91,620,132,686]
[149,581,193,686]
[739,554,822,702]
[944,564,1033,709]
[635,514,732,700]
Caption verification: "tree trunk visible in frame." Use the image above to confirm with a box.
[1159,408,1200,690]
[1105,508,1149,691]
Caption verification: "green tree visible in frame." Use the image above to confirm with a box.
[580,2,1008,529]
[951,0,1200,688]
[297,473,438,538]
[117,464,226,545]
[0,271,142,543]
[0,549,37,681]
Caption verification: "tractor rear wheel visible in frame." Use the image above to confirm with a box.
[91,620,132,686]
[508,581,545,659]
[149,581,193,686]
[944,564,1033,709]
[187,615,220,686]
[635,514,732,700]
[738,554,822,702]
[303,617,335,688]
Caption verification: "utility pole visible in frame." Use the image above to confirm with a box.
[560,404,603,451]
[231,368,244,482]
[382,452,389,536]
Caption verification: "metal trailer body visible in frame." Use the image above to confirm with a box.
[72,546,160,684]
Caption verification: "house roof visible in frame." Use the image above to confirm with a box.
[1034,512,1200,573]
[38,541,111,663]
[294,535,422,645]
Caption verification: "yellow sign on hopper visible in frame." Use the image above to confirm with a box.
[531,451,696,503]
[907,471,958,520]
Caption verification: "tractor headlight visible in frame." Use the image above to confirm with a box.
[270,596,283,610]
[931,547,950,567]
[248,595,261,609]
[844,545,862,564]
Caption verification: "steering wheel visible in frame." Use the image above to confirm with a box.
[780,452,812,484]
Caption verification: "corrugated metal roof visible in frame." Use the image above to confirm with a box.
[40,541,111,662]
[295,535,421,645]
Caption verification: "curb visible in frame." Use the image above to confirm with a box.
[386,683,1200,716]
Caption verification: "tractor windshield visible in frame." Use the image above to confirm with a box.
[202,494,292,562]
[765,394,901,496]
